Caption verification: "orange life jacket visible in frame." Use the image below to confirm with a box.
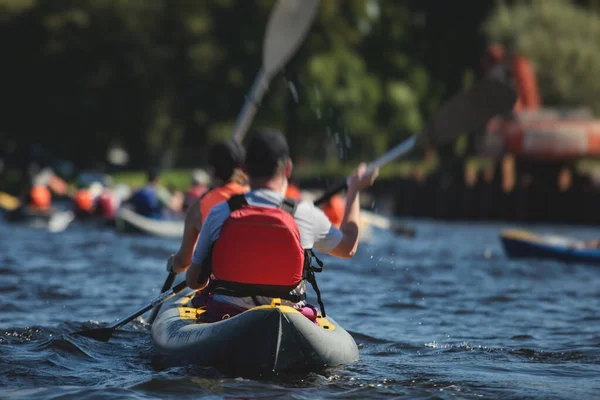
[29,185,51,210]
[285,183,302,201]
[74,189,94,212]
[320,194,345,227]
[199,182,248,223]
[205,195,326,315]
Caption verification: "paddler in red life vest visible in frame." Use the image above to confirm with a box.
[168,129,379,320]
[167,139,249,275]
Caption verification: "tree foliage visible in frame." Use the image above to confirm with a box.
[8,0,594,172]
[484,0,600,113]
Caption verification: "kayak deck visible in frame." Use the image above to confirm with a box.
[151,292,359,374]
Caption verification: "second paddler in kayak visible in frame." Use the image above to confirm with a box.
[167,128,379,321]
[167,139,249,276]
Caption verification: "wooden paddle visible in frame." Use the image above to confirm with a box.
[145,0,321,326]
[314,78,517,206]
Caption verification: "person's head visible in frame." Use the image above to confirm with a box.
[191,168,210,187]
[208,140,246,185]
[146,167,160,185]
[245,128,292,193]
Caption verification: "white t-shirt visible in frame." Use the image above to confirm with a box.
[192,188,343,265]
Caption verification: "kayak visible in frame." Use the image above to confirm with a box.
[4,206,75,232]
[500,229,600,264]
[114,207,184,238]
[151,291,359,374]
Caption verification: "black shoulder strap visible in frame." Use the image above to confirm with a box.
[227,194,248,211]
[198,187,213,201]
[303,249,326,317]
[280,197,298,216]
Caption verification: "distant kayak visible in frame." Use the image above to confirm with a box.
[500,229,600,264]
[0,192,20,211]
[151,291,359,374]
[4,206,75,232]
[114,207,184,238]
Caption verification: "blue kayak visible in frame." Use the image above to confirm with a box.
[500,229,600,264]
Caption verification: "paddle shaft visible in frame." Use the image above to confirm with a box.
[232,69,269,143]
[146,272,176,324]
[313,135,417,206]
[106,281,188,331]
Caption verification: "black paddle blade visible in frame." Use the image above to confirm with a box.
[73,327,114,342]
[420,78,517,147]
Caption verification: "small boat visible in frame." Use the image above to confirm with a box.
[4,206,75,232]
[114,207,184,238]
[151,291,359,374]
[500,229,600,264]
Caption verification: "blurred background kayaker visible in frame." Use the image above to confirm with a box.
[182,169,210,213]
[167,139,248,276]
[126,168,171,219]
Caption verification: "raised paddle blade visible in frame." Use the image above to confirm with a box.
[263,0,320,78]
[74,327,115,342]
[232,0,320,143]
[418,78,517,147]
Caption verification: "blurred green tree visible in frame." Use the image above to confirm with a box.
[484,0,600,113]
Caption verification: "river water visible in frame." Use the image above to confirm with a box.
[0,217,599,399]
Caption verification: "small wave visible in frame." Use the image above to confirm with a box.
[509,348,588,362]
[0,326,49,344]
[511,334,534,340]
[482,294,514,303]
[424,341,503,353]
[424,341,592,363]
[381,301,426,310]
[36,285,82,300]
[348,331,393,345]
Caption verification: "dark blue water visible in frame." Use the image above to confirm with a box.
[1,218,599,399]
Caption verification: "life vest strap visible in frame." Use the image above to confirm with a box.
[304,249,326,317]
[209,281,306,303]
[227,194,248,212]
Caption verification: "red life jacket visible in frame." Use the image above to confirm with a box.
[204,194,327,316]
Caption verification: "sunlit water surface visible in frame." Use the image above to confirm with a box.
[1,218,599,399]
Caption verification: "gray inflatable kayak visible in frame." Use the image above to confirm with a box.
[151,292,359,374]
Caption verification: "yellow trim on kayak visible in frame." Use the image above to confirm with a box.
[174,294,335,330]
[500,229,541,242]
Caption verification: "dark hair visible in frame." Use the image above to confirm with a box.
[208,140,246,182]
[245,128,290,178]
